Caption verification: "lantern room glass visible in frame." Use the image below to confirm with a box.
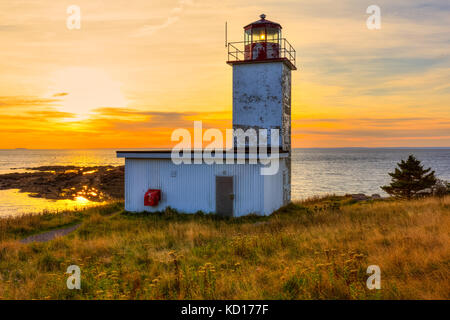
[244,29,251,45]
[243,20,282,61]
[267,28,281,45]
[248,27,281,44]
[252,27,266,43]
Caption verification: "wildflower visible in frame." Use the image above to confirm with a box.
[349,269,358,279]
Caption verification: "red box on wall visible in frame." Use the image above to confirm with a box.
[144,189,161,206]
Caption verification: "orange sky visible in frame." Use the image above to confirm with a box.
[0,0,449,149]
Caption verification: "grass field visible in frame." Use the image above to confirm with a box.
[0,196,449,300]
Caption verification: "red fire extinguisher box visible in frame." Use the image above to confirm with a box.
[144,189,161,206]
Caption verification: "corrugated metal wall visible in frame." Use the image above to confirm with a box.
[125,159,273,216]
[263,158,286,214]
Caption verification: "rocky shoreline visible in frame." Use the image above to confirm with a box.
[0,165,124,202]
[0,165,389,204]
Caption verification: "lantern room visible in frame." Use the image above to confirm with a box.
[227,14,296,70]
[244,14,281,60]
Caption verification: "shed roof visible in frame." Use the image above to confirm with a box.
[117,148,288,159]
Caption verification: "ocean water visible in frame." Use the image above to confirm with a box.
[291,148,450,199]
[0,148,449,216]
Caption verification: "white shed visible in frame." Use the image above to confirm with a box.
[116,151,289,216]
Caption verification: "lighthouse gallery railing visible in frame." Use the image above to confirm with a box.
[227,38,296,68]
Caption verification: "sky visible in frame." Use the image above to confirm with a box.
[0,0,449,149]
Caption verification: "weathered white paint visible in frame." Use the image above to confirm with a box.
[232,61,292,151]
[123,158,285,216]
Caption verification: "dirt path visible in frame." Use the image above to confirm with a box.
[20,210,122,244]
[20,224,81,244]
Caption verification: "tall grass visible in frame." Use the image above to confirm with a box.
[0,196,448,299]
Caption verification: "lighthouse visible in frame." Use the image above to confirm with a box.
[227,14,296,203]
[117,15,296,216]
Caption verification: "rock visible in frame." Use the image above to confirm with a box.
[0,165,124,202]
[351,193,369,201]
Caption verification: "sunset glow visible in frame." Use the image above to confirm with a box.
[48,67,127,119]
[0,0,449,149]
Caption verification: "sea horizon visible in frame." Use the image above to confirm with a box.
[1,147,449,216]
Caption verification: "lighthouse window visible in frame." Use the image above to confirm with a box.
[267,28,280,43]
[244,29,251,45]
[252,27,266,43]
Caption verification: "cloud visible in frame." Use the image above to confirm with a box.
[293,116,450,139]
[26,110,75,119]
[133,0,194,37]
[52,92,69,97]
[0,96,74,123]
[0,25,20,31]
[0,96,60,108]
[90,107,229,131]
[295,128,450,139]
[294,117,434,125]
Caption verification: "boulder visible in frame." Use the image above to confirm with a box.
[351,193,369,201]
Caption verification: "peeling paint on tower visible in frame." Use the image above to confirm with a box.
[231,60,294,204]
[232,62,290,148]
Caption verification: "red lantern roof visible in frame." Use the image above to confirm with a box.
[244,14,282,30]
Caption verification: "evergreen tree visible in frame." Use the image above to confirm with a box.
[381,155,437,199]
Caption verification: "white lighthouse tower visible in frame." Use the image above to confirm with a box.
[117,14,296,216]
[227,14,297,203]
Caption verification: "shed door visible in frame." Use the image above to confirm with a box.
[216,176,234,217]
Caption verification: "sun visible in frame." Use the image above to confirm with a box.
[48,67,127,119]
